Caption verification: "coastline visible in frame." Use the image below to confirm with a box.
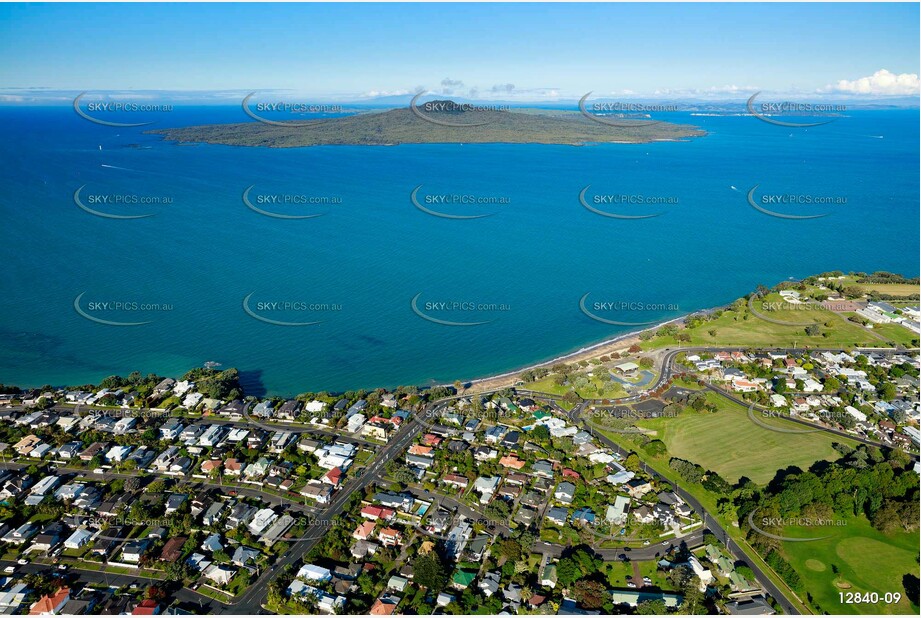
[458,313,689,393]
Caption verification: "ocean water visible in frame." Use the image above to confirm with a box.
[0,106,917,395]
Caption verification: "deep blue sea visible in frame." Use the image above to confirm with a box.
[0,106,918,395]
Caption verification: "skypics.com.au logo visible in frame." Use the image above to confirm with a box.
[409,94,510,127]
[243,293,342,327]
[74,93,174,127]
[746,92,845,128]
[74,292,173,326]
[579,293,679,326]
[242,93,342,127]
[411,294,510,326]
[579,93,679,127]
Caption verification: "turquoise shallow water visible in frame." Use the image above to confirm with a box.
[0,106,917,395]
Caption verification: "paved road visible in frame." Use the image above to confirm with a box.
[9,345,916,613]
[228,346,913,613]
[227,401,442,614]
[567,403,802,615]
[703,382,918,457]
[0,463,322,515]
[533,527,705,562]
[0,558,222,614]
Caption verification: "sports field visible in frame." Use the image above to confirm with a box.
[635,393,858,484]
[781,516,919,615]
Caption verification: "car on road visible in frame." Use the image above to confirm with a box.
[627,582,637,588]
[642,540,650,546]
[57,564,68,571]
[662,541,669,545]
[3,566,14,574]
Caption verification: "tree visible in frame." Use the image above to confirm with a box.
[878,382,897,401]
[667,565,693,590]
[679,582,707,614]
[643,440,667,457]
[702,472,732,495]
[623,453,642,472]
[392,466,417,486]
[556,557,582,587]
[413,553,446,592]
[573,579,606,609]
[805,324,821,337]
[146,585,167,601]
[637,599,667,614]
[498,538,522,561]
[736,565,755,581]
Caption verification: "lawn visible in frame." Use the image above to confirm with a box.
[523,372,626,399]
[596,427,811,614]
[630,393,859,484]
[603,560,634,586]
[870,323,919,347]
[603,559,673,590]
[540,525,581,546]
[780,515,919,615]
[853,283,920,297]
[644,295,890,350]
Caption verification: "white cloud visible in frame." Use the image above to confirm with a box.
[361,89,414,98]
[825,69,920,96]
[490,83,516,94]
[651,85,758,97]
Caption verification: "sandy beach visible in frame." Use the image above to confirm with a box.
[461,315,687,393]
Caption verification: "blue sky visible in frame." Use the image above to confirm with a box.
[1,2,918,100]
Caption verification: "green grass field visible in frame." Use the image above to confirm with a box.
[632,393,858,484]
[645,294,891,349]
[780,515,919,615]
[598,394,915,616]
[540,524,581,545]
[603,560,672,590]
[524,372,626,399]
[597,425,811,615]
[849,281,919,298]
[870,323,919,347]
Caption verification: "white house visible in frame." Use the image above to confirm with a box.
[296,564,333,583]
[64,528,93,550]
